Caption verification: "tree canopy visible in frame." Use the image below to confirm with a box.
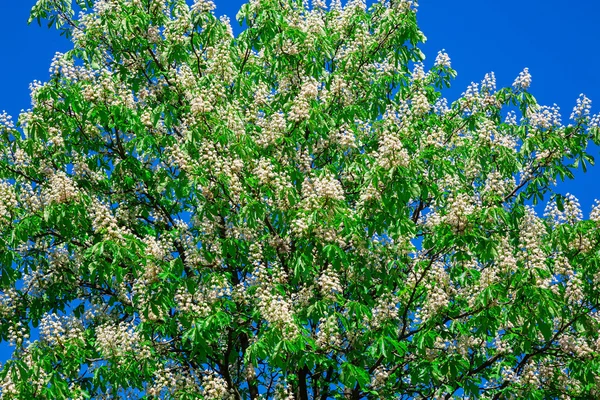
[1,0,600,398]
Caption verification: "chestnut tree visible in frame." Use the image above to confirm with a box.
[1,0,600,398]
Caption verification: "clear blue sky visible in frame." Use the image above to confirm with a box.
[1,0,599,371]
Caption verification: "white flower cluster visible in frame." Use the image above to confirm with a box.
[372,59,396,80]
[274,381,295,400]
[256,287,299,341]
[17,109,39,132]
[0,350,49,397]
[301,9,326,37]
[445,192,477,231]
[487,124,517,150]
[371,365,389,390]
[164,3,193,44]
[89,199,128,242]
[434,49,451,68]
[480,74,500,109]
[93,0,119,15]
[291,284,315,309]
[519,206,547,271]
[451,334,486,359]
[496,236,517,273]
[422,205,444,228]
[140,110,153,128]
[12,148,29,167]
[143,235,170,261]
[253,262,299,341]
[39,313,85,347]
[369,292,399,329]
[520,362,540,387]
[411,62,427,81]
[21,266,51,297]
[175,277,231,317]
[197,141,226,179]
[132,282,167,323]
[590,113,600,129]
[504,110,517,125]
[422,129,445,148]
[433,97,449,115]
[0,289,18,317]
[44,171,79,204]
[480,72,496,93]
[190,91,215,115]
[165,141,193,172]
[222,103,245,138]
[278,38,300,56]
[559,334,594,359]
[482,171,515,199]
[254,158,278,186]
[573,233,594,254]
[29,80,44,107]
[49,52,94,82]
[311,0,327,9]
[419,262,451,321]
[479,264,500,291]
[590,199,600,223]
[570,93,592,121]
[527,104,562,130]
[253,83,273,106]
[289,77,319,122]
[315,315,342,350]
[95,321,143,360]
[48,127,65,147]
[460,82,480,114]
[318,268,343,300]
[334,125,357,148]
[205,41,236,84]
[71,8,100,47]
[256,112,286,147]
[0,111,14,128]
[201,370,233,400]
[326,75,352,106]
[475,118,497,144]
[0,180,17,222]
[147,365,199,398]
[375,129,410,170]
[301,174,345,208]
[565,272,584,304]
[191,0,215,14]
[500,367,518,386]
[254,157,293,208]
[145,24,162,44]
[356,183,381,211]
[553,254,572,277]
[411,90,431,115]
[512,67,532,91]
[494,334,511,354]
[245,363,256,381]
[313,224,347,248]
[81,80,101,103]
[95,70,136,108]
[544,193,582,225]
[7,321,29,348]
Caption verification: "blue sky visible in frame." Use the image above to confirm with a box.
[0,0,599,378]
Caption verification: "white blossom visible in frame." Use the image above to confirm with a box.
[513,67,532,90]
[434,49,451,68]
